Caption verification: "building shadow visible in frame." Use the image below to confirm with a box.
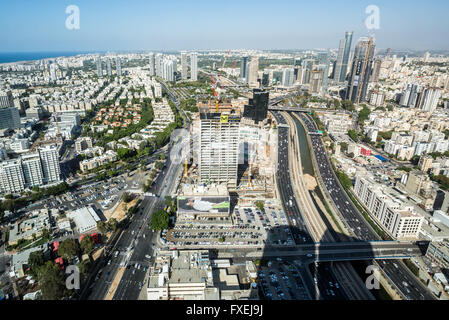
[250,223,426,300]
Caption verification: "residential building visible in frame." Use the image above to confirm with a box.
[38,145,61,184]
[190,52,198,81]
[181,51,188,80]
[354,174,424,239]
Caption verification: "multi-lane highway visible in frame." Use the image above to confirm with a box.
[294,111,435,300]
[271,110,313,244]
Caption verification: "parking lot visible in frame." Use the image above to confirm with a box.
[234,206,295,246]
[160,204,299,248]
[258,260,310,300]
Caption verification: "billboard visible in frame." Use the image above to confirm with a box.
[177,196,230,216]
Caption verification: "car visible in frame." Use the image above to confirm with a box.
[306,254,313,257]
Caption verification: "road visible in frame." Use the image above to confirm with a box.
[295,111,435,300]
[90,82,188,300]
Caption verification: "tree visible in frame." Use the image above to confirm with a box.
[107,218,118,231]
[348,130,358,142]
[79,259,91,275]
[150,209,169,231]
[80,236,95,254]
[154,161,164,170]
[358,106,371,125]
[58,239,79,261]
[28,250,46,276]
[37,261,67,300]
[255,201,264,212]
[122,192,132,203]
[97,221,108,233]
[340,142,348,153]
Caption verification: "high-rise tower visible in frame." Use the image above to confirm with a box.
[346,37,376,103]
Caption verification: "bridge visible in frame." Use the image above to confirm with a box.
[269,104,351,115]
[216,241,427,263]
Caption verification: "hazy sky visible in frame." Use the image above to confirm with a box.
[1,0,448,52]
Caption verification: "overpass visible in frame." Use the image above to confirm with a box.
[269,104,351,115]
[211,241,427,263]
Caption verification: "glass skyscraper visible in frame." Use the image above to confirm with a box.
[346,37,376,103]
[334,31,353,83]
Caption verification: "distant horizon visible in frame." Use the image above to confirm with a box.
[2,47,447,65]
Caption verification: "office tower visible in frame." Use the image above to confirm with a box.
[346,37,376,103]
[319,52,331,95]
[38,145,61,184]
[262,72,269,86]
[199,112,240,187]
[282,68,295,87]
[96,56,102,77]
[310,70,324,94]
[190,52,198,81]
[21,152,44,188]
[0,107,21,130]
[272,71,283,85]
[243,89,269,124]
[155,53,163,77]
[301,59,314,84]
[423,52,431,62]
[248,56,259,87]
[0,90,14,108]
[371,58,382,82]
[334,32,353,82]
[149,52,155,76]
[386,48,391,58]
[0,159,25,194]
[116,56,122,76]
[418,88,442,113]
[180,51,188,80]
[240,56,249,82]
[294,58,302,66]
[106,57,112,76]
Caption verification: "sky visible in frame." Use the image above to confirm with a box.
[0,0,448,52]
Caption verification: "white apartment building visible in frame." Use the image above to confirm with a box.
[322,114,353,135]
[181,51,188,80]
[354,174,424,239]
[0,159,25,194]
[190,52,198,81]
[38,145,61,184]
[21,152,44,188]
[75,136,93,153]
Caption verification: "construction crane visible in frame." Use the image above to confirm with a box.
[184,125,191,178]
[222,50,231,69]
[210,75,220,112]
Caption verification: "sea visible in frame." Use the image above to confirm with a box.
[0,51,97,64]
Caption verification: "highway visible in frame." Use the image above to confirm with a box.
[294,111,435,300]
[271,110,313,244]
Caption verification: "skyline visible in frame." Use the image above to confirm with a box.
[0,0,448,52]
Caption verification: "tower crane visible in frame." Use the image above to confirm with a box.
[222,50,231,69]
